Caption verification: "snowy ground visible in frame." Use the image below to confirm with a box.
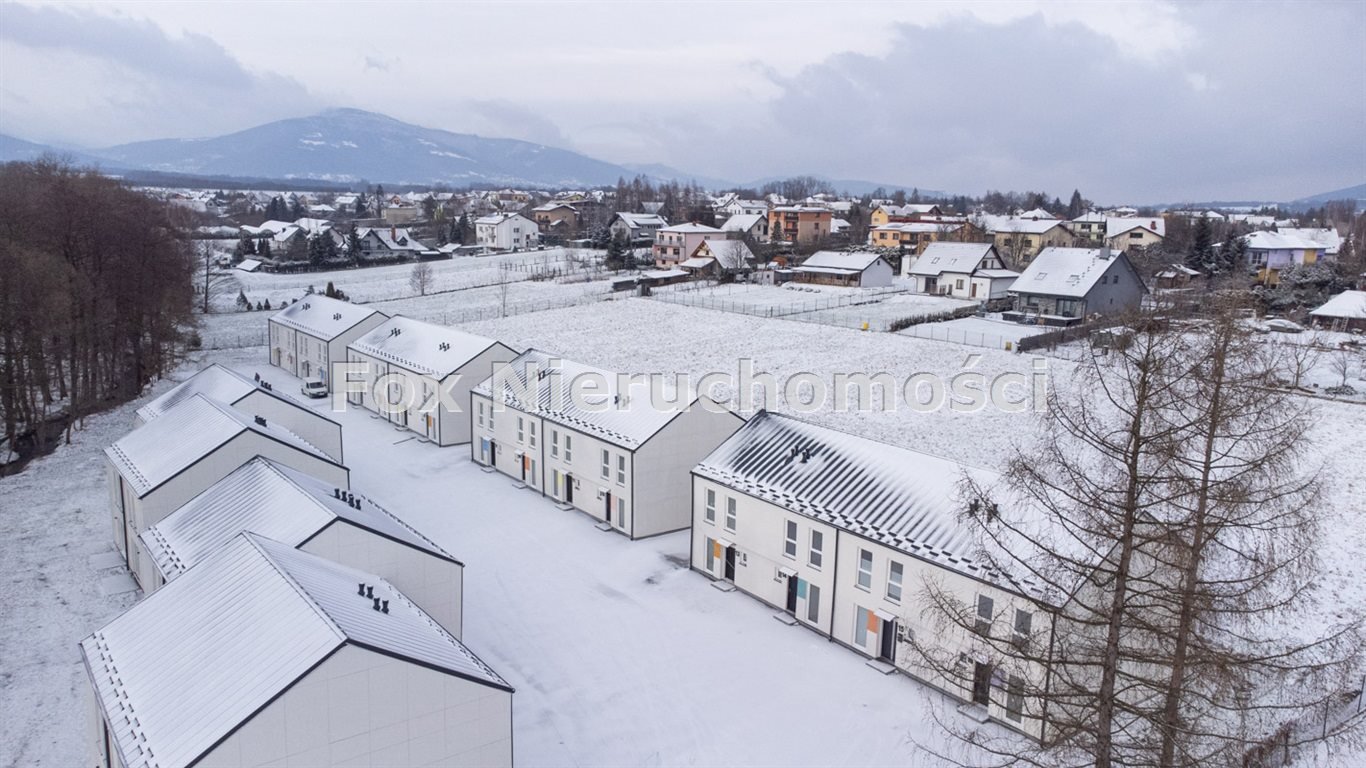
[900,314,1056,351]
[3,297,1364,767]
[651,281,973,331]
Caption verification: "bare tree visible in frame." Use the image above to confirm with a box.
[409,261,434,297]
[1327,346,1357,389]
[199,242,237,314]
[1275,332,1321,389]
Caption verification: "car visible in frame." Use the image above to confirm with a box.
[300,377,328,398]
[1263,319,1305,334]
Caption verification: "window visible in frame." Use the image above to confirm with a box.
[1006,675,1024,722]
[550,430,559,458]
[1013,609,1033,650]
[529,421,537,448]
[601,449,610,479]
[724,497,737,532]
[809,530,824,569]
[617,497,627,529]
[975,595,995,636]
[616,455,626,485]
[783,520,798,559]
[807,583,821,623]
[704,489,716,523]
[477,401,485,428]
[887,561,904,603]
[855,606,872,649]
[856,549,873,590]
[517,416,524,443]
[705,537,715,572]
[564,435,573,461]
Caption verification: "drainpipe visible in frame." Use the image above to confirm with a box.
[827,528,841,640]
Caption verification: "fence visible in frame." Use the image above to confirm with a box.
[899,322,1021,351]
[1243,684,1364,767]
[200,329,268,350]
[403,289,613,326]
[649,283,924,330]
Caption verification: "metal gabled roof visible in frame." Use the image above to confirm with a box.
[269,293,384,340]
[134,365,255,423]
[694,411,1048,600]
[106,394,336,498]
[474,348,693,449]
[81,533,510,768]
[348,316,502,379]
[141,457,455,582]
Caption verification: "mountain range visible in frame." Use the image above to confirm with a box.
[0,108,931,194]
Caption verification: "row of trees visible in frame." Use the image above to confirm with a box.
[0,159,194,465]
[914,300,1361,767]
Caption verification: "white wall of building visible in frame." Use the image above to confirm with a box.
[237,389,344,463]
[633,406,745,538]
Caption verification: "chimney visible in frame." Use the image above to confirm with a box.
[366,585,374,599]
[1098,245,1112,261]
[357,582,366,596]
[381,600,389,614]
[372,597,382,611]
[253,415,267,427]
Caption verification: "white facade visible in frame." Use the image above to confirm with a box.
[345,317,517,447]
[475,213,539,250]
[470,349,745,539]
[268,295,389,392]
[689,412,1055,738]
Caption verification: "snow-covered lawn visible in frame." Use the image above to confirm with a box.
[651,282,972,331]
[900,315,1057,350]
[3,298,1364,766]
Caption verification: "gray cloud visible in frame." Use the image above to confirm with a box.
[461,100,572,148]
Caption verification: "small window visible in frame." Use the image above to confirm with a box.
[550,430,559,458]
[724,497,737,532]
[783,520,798,558]
[517,416,524,443]
[887,561,904,603]
[975,595,994,636]
[564,435,573,461]
[807,583,821,623]
[601,449,610,479]
[616,455,626,485]
[809,530,824,569]
[856,549,873,590]
[704,489,716,523]
[477,401,485,428]
[617,497,627,529]
[529,421,537,448]
[1006,675,1024,722]
[1013,609,1033,650]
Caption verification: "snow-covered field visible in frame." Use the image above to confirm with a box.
[900,314,1057,350]
[3,294,1364,767]
[651,281,973,330]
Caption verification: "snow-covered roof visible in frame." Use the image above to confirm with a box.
[269,293,384,341]
[1310,290,1366,320]
[1013,247,1127,298]
[1242,231,1326,251]
[877,203,940,217]
[135,364,254,422]
[475,212,533,226]
[234,258,261,272]
[474,348,699,449]
[721,213,765,232]
[348,316,504,379]
[1071,212,1107,224]
[694,412,1047,599]
[105,394,335,498]
[1017,207,1057,220]
[797,250,886,273]
[357,226,424,251]
[614,212,668,229]
[772,206,829,213]
[640,268,688,279]
[985,217,1069,235]
[1105,218,1166,239]
[696,239,755,264]
[679,256,717,269]
[140,457,453,582]
[905,242,997,277]
[976,269,1021,279]
[1277,227,1342,254]
[660,222,722,234]
[81,533,510,768]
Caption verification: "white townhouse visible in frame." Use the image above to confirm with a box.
[268,293,389,391]
[104,394,349,585]
[904,242,1018,300]
[475,212,540,250]
[138,457,463,635]
[345,316,517,446]
[135,363,344,463]
[691,412,1059,739]
[470,349,745,539]
[81,533,513,768]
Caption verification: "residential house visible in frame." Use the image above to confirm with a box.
[868,221,977,254]
[769,206,833,245]
[721,212,770,242]
[531,203,580,235]
[268,294,389,392]
[81,533,512,768]
[137,457,463,633]
[690,412,1057,738]
[356,226,427,259]
[1005,247,1148,325]
[904,242,1017,300]
[792,250,894,287]
[104,394,349,583]
[609,212,668,244]
[653,222,723,268]
[869,204,942,227]
[475,212,539,251]
[985,218,1076,266]
[1309,290,1366,332]
[691,238,755,273]
[1277,227,1342,259]
[719,198,768,218]
[1241,231,1327,284]
[1105,218,1165,252]
[1154,263,1204,290]
[345,317,516,446]
[135,364,343,463]
[1069,212,1108,244]
[1017,207,1056,220]
[470,349,745,539]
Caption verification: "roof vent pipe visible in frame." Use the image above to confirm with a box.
[381,600,389,614]
[334,488,341,499]
[357,582,366,596]
[800,449,810,463]
[366,585,374,599]
[372,597,382,611]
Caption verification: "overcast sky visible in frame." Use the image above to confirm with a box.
[1,0,1362,202]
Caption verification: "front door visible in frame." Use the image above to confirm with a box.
[972,662,992,707]
[723,546,736,581]
[970,282,978,298]
[604,492,612,523]
[785,576,798,613]
[490,441,498,467]
[879,619,896,663]
[565,475,574,504]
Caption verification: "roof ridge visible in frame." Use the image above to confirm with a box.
[240,534,347,644]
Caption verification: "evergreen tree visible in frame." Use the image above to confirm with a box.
[236,289,251,311]
[355,196,367,216]
[374,185,386,218]
[263,298,272,311]
[258,238,272,259]
[1067,189,1086,219]
[347,225,363,262]
[290,197,304,219]
[1188,216,1214,270]
[605,230,626,270]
